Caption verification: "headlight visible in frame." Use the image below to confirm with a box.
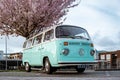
[90,50,95,56]
[62,48,69,56]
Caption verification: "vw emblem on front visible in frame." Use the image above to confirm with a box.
[79,48,84,56]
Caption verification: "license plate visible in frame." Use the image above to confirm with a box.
[77,65,89,68]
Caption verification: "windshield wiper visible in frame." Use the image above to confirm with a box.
[58,35,89,40]
[58,35,75,39]
[74,36,89,40]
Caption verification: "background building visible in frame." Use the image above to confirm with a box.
[9,52,22,60]
[0,52,22,70]
[97,50,120,70]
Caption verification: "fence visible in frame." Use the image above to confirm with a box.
[0,59,22,70]
[95,58,120,70]
[1,58,120,71]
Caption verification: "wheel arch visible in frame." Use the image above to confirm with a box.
[43,56,49,65]
[43,56,53,66]
[23,60,30,66]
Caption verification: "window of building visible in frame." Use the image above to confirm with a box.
[101,55,105,60]
[44,29,54,42]
[106,54,111,61]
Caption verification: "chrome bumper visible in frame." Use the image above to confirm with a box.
[58,61,98,66]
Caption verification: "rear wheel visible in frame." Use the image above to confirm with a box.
[76,68,85,73]
[25,62,31,72]
[44,58,53,74]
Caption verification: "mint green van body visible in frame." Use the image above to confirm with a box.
[22,25,97,74]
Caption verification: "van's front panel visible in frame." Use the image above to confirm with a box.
[54,25,96,67]
[55,39,95,66]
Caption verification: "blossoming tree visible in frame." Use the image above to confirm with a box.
[0,0,78,39]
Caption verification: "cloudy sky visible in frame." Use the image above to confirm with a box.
[64,0,120,51]
[0,0,120,53]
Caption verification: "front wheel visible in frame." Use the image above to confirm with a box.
[25,62,31,72]
[44,58,53,74]
[76,68,85,73]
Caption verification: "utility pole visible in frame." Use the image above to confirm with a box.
[5,34,7,70]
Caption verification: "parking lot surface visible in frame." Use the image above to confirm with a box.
[0,70,120,80]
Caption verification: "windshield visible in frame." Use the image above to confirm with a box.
[56,25,90,40]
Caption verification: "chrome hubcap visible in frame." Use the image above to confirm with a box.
[45,61,49,71]
[25,63,29,70]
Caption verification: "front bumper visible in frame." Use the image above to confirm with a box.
[58,61,98,66]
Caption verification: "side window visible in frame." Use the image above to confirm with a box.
[44,29,54,42]
[33,34,43,45]
[23,41,27,48]
[26,39,33,48]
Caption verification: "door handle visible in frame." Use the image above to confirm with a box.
[28,47,32,49]
[41,47,44,49]
[38,47,44,50]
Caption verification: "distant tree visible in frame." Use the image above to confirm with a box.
[0,0,79,39]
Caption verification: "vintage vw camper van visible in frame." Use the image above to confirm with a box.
[22,25,97,74]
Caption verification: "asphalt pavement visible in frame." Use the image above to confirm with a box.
[0,70,120,80]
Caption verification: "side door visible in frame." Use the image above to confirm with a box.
[41,29,55,65]
[23,39,33,65]
[31,34,43,66]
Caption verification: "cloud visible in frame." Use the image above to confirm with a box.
[92,31,120,51]
[64,0,120,51]
[118,32,120,43]
[85,0,120,12]
[0,36,25,53]
[119,32,120,38]
[96,37,117,47]
[65,0,120,35]
[0,0,120,52]
[7,36,26,48]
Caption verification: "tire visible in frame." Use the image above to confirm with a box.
[25,62,31,72]
[44,58,53,74]
[76,68,85,73]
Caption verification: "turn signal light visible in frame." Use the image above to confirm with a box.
[90,43,94,47]
[64,42,68,46]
